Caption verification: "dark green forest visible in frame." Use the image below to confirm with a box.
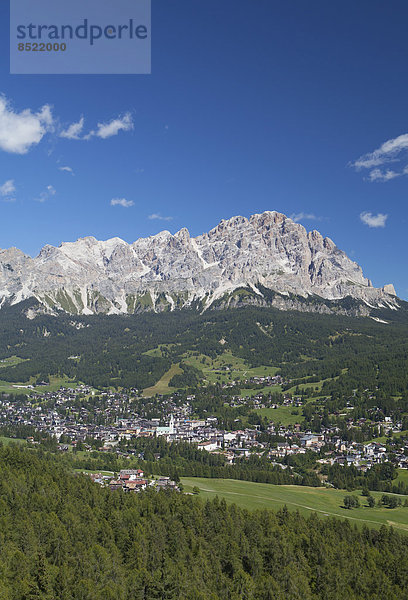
[1,299,408,397]
[0,445,408,599]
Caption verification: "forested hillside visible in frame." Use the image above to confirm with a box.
[0,299,408,396]
[0,445,407,599]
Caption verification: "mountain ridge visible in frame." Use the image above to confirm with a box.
[0,210,398,315]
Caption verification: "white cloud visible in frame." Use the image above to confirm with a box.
[61,113,133,141]
[60,117,84,140]
[88,113,133,140]
[368,168,400,182]
[148,213,173,221]
[360,211,388,228]
[351,133,408,181]
[290,212,321,223]
[59,166,74,175]
[111,197,134,208]
[0,95,53,154]
[36,184,56,203]
[0,179,16,196]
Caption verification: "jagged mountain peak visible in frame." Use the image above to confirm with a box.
[0,210,399,315]
[250,209,286,224]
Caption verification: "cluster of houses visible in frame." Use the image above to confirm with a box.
[86,468,179,493]
[242,375,283,387]
[219,374,284,390]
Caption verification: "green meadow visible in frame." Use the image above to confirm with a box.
[0,375,79,396]
[142,363,183,396]
[0,353,84,396]
[183,350,280,385]
[252,405,303,425]
[0,436,26,446]
[0,356,27,369]
[182,477,408,532]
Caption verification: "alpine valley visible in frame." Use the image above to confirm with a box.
[0,211,399,316]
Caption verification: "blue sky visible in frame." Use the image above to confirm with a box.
[1,0,408,298]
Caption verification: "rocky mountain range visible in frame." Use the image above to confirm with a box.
[0,211,399,316]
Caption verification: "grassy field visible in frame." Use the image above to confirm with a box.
[183,350,279,385]
[252,405,303,425]
[0,355,98,397]
[0,380,26,394]
[0,357,30,394]
[368,431,408,444]
[396,469,408,485]
[0,375,80,396]
[181,477,408,532]
[143,363,183,397]
[0,436,26,446]
[144,344,178,357]
[0,356,27,369]
[282,369,348,398]
[240,385,283,397]
[36,376,80,393]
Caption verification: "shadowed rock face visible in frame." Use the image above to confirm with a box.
[0,211,398,315]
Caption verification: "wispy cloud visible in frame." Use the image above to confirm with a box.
[367,168,400,182]
[0,179,16,196]
[111,198,134,208]
[36,185,56,203]
[0,179,16,203]
[148,213,173,221]
[61,113,133,141]
[360,211,388,228]
[60,117,84,140]
[0,95,53,154]
[59,166,74,175]
[351,133,408,181]
[290,212,322,223]
[87,113,133,140]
